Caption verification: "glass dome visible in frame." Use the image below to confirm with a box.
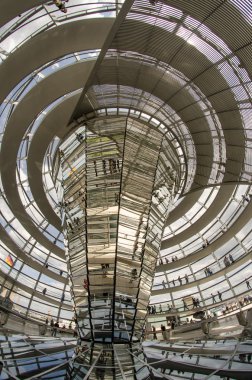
[0,0,252,378]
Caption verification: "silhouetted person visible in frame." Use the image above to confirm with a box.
[183,299,189,311]
[229,253,234,263]
[152,326,157,339]
[246,279,251,289]
[161,324,166,340]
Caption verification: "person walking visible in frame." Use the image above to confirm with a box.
[217,291,222,301]
[152,326,157,340]
[52,322,57,337]
[229,253,234,263]
[246,278,251,289]
[161,324,166,340]
[183,299,189,311]
[171,319,175,331]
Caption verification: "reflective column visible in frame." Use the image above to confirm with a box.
[59,116,180,377]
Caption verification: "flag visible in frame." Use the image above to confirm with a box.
[5,255,14,267]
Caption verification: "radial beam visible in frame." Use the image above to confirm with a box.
[70,0,135,122]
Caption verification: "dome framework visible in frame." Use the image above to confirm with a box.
[0,0,252,379]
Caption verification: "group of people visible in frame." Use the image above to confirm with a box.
[151,320,175,340]
[73,216,80,226]
[239,294,252,307]
[153,277,252,315]
[66,215,82,233]
[223,254,234,267]
[159,256,179,265]
[202,240,210,248]
[148,305,157,314]
[211,280,251,305]
[150,293,219,314]
[161,252,238,289]
[179,274,189,285]
[239,353,252,362]
[171,255,178,262]
[162,273,190,288]
[45,318,77,337]
[204,267,213,277]
[53,0,69,13]
[182,297,200,310]
[192,297,200,308]
[45,319,61,337]
[148,303,177,314]
[211,291,222,303]
[101,158,120,176]
[220,294,252,315]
